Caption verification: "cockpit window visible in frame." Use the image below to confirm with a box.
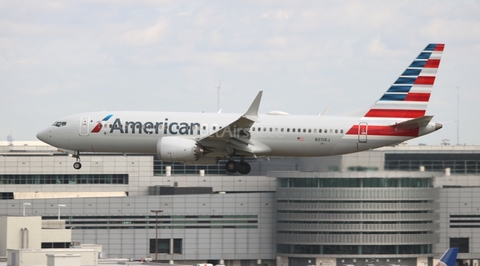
[52,121,67,127]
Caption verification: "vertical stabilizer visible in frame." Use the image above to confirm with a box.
[364,43,445,119]
[436,248,459,266]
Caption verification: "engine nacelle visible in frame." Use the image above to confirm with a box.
[157,137,217,164]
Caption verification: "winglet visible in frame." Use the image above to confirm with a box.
[437,248,458,266]
[244,91,263,121]
[318,107,330,116]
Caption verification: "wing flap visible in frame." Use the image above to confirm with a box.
[197,91,265,157]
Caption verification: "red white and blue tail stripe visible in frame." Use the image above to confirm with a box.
[364,43,444,119]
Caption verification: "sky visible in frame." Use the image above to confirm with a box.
[1,0,479,145]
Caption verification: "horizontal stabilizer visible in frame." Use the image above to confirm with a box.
[390,115,433,129]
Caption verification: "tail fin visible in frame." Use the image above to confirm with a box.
[364,43,445,119]
[436,248,459,266]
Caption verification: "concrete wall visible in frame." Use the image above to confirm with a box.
[41,229,71,243]
[0,216,42,257]
[7,249,97,266]
[47,254,81,266]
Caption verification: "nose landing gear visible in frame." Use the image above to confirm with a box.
[72,151,82,170]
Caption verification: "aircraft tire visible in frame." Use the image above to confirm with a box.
[225,161,238,173]
[238,162,251,175]
[73,162,82,170]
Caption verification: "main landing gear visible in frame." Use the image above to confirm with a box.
[72,151,82,170]
[225,160,251,175]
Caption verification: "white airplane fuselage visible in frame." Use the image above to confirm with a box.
[36,43,445,174]
[37,111,438,158]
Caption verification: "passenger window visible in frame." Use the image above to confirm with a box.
[298,128,301,132]
[308,129,311,133]
[287,128,290,132]
[330,129,333,133]
[319,129,322,133]
[303,129,306,133]
[263,128,266,131]
[341,129,344,134]
[281,128,284,132]
[335,129,338,133]
[252,128,255,132]
[292,128,296,133]
[269,128,272,132]
[314,129,317,133]
[324,129,327,133]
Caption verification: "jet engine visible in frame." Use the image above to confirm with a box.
[157,137,217,164]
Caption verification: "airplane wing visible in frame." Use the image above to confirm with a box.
[197,91,265,156]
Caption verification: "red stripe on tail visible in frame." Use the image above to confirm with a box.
[424,59,440,68]
[346,125,419,137]
[414,76,435,85]
[434,44,445,51]
[404,93,431,102]
[364,109,425,118]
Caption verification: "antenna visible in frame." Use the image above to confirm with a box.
[217,82,221,112]
[457,86,460,145]
[6,132,13,146]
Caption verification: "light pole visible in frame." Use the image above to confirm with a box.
[150,209,163,263]
[57,204,66,220]
[23,203,31,216]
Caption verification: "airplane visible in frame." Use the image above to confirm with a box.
[37,43,445,175]
[436,248,458,266]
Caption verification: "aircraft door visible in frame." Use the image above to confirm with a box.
[80,116,90,136]
[358,122,368,143]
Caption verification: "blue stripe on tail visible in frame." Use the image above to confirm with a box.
[438,248,459,266]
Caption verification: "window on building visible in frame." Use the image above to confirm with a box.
[150,238,182,254]
[42,242,71,248]
[450,237,469,253]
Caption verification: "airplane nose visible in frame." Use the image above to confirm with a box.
[36,128,51,143]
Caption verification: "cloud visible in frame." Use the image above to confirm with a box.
[122,21,169,46]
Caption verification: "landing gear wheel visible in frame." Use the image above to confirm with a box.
[73,162,82,170]
[225,161,239,173]
[238,162,251,175]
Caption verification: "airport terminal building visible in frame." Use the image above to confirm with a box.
[1,141,480,266]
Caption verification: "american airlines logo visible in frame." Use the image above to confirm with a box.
[92,117,294,139]
[93,115,312,140]
[108,118,201,135]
